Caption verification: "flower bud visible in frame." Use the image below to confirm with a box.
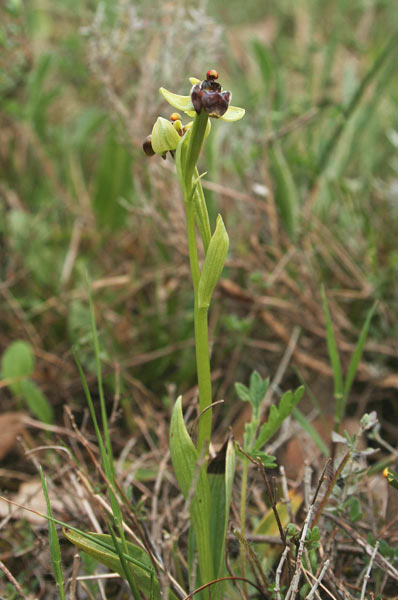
[142,135,155,157]
[151,116,181,155]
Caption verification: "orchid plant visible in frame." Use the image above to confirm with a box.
[144,70,244,450]
[143,70,244,598]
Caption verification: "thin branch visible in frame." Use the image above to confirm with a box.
[305,559,330,600]
[274,546,290,600]
[360,541,379,600]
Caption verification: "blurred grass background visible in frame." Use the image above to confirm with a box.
[1,0,397,434]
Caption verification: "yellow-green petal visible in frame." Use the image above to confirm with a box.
[159,87,194,113]
[189,77,201,85]
[220,105,245,122]
[151,117,180,154]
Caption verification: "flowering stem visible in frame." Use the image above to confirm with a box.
[184,110,209,191]
[183,110,212,454]
[195,305,212,453]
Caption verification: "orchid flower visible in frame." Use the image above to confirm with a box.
[160,70,245,123]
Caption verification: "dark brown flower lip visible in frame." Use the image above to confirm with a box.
[190,73,232,118]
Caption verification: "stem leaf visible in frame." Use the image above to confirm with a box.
[198,214,229,310]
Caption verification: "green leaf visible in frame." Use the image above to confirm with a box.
[92,127,131,230]
[347,497,363,523]
[1,340,34,394]
[20,379,53,423]
[321,286,344,419]
[234,382,251,403]
[251,38,274,91]
[253,386,304,451]
[270,142,299,239]
[169,397,214,586]
[40,468,65,600]
[208,437,235,588]
[107,524,141,600]
[249,370,269,413]
[305,526,320,551]
[244,449,277,468]
[64,530,160,598]
[292,407,329,457]
[192,172,211,254]
[198,214,229,310]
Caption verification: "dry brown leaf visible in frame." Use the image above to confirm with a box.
[0,412,26,460]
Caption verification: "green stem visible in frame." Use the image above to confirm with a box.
[195,306,212,453]
[182,110,212,454]
[185,198,201,293]
[185,110,209,190]
[239,458,249,598]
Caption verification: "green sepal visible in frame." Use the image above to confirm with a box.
[160,87,194,113]
[198,214,229,309]
[151,117,181,155]
[219,105,245,122]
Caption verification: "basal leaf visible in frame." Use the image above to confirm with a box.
[64,530,160,598]
[169,397,214,586]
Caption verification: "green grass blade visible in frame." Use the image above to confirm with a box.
[321,286,344,427]
[86,279,115,479]
[269,142,299,239]
[316,34,398,175]
[40,468,66,600]
[292,407,329,457]
[74,350,123,528]
[108,523,142,600]
[73,350,110,476]
[343,302,377,403]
